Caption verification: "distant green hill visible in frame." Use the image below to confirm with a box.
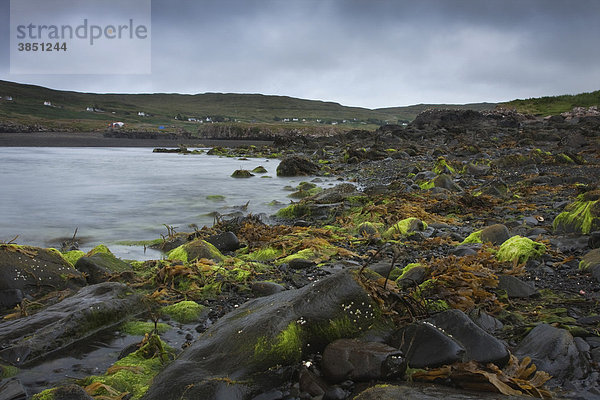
[0,80,395,131]
[376,102,496,122]
[499,90,600,116]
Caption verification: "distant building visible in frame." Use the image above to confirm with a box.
[188,117,197,122]
[292,118,299,122]
[138,111,147,116]
[283,118,290,122]
[4,96,13,101]
[109,121,125,128]
[44,101,52,106]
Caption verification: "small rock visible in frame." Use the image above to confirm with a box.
[388,322,465,368]
[579,248,600,272]
[396,266,427,289]
[0,289,23,309]
[515,323,591,383]
[276,156,319,177]
[480,224,511,245]
[497,275,538,298]
[251,281,285,297]
[469,309,504,334]
[427,309,509,366]
[324,387,348,400]
[251,390,284,400]
[299,367,327,396]
[75,253,131,284]
[206,232,240,252]
[589,231,600,249]
[432,174,461,192]
[321,339,405,383]
[288,258,316,269]
[0,379,26,400]
[449,245,478,257]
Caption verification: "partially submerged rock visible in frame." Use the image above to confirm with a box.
[0,282,142,366]
[276,156,319,177]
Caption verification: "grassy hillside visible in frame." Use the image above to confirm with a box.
[499,90,600,116]
[0,80,394,131]
[376,102,496,122]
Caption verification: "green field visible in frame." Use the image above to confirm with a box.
[499,90,600,116]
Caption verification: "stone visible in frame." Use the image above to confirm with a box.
[353,383,530,400]
[449,245,478,257]
[497,275,538,298]
[478,179,510,198]
[0,244,85,299]
[0,379,26,400]
[143,270,377,400]
[432,174,461,191]
[312,183,358,204]
[75,252,132,284]
[515,323,591,383]
[49,384,94,400]
[251,281,285,297]
[206,231,241,252]
[167,239,225,263]
[299,367,327,397]
[0,282,142,366]
[480,224,511,245]
[321,339,404,383]
[465,163,490,176]
[427,309,509,366]
[469,309,504,334]
[579,248,600,272]
[396,266,427,289]
[388,322,465,368]
[589,231,600,249]
[288,258,316,269]
[0,289,23,309]
[276,156,319,177]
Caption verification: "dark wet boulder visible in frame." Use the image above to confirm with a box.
[580,248,600,283]
[231,169,254,178]
[0,282,142,366]
[497,275,538,298]
[589,231,600,249]
[276,156,319,177]
[0,244,85,299]
[427,309,509,366]
[143,270,378,400]
[468,309,504,335]
[321,339,405,383]
[38,384,94,400]
[288,258,316,269]
[206,231,240,252]
[515,323,591,383]
[388,322,465,368]
[74,253,132,284]
[396,265,427,289]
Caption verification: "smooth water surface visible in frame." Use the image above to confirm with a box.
[0,147,337,259]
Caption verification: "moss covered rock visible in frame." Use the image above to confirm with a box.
[275,203,311,219]
[383,218,427,239]
[0,244,85,299]
[75,252,132,284]
[167,239,225,263]
[251,166,268,173]
[461,224,510,246]
[231,169,254,178]
[161,300,206,323]
[553,191,600,234]
[496,236,546,264]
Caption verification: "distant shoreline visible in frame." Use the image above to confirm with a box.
[0,131,273,148]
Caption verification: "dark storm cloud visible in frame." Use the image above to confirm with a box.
[1,0,599,108]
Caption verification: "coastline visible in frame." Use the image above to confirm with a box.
[0,131,273,147]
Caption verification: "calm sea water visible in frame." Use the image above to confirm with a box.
[0,147,336,259]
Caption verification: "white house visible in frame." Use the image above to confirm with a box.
[292,118,299,122]
[138,111,147,116]
[188,117,197,122]
[109,121,125,128]
[4,96,13,101]
[44,101,52,106]
[86,107,94,112]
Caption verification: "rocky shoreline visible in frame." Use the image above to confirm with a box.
[1,109,599,400]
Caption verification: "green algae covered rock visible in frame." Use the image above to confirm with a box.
[161,300,205,323]
[579,248,600,271]
[383,218,427,239]
[461,224,510,246]
[251,166,268,173]
[553,191,600,235]
[61,250,85,266]
[167,239,225,263]
[231,169,254,178]
[496,236,546,264]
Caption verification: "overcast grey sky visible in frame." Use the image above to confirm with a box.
[1,0,599,108]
